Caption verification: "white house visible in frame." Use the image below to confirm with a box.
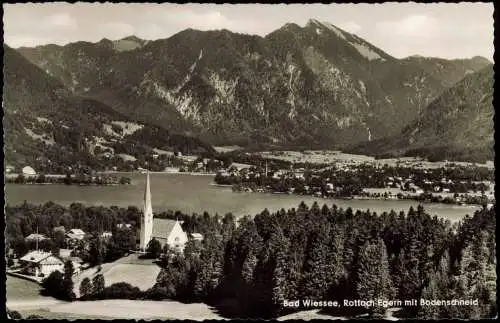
[66,229,86,241]
[101,231,113,239]
[20,251,64,277]
[190,233,204,241]
[22,166,37,176]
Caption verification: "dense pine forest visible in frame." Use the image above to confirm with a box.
[5,201,496,319]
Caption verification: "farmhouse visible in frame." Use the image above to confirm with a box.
[20,250,64,277]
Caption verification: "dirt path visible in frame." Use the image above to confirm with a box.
[6,299,67,310]
[278,309,348,320]
[47,299,224,320]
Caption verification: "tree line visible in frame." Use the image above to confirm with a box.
[6,173,131,185]
[5,201,496,319]
[146,203,495,319]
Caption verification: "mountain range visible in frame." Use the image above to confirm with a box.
[350,65,494,162]
[3,44,214,172]
[4,19,494,168]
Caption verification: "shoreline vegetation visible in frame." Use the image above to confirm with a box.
[5,200,496,320]
[214,162,494,208]
[230,185,491,207]
[5,173,132,186]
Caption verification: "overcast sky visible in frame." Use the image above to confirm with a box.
[3,2,494,60]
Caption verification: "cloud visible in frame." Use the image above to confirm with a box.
[147,7,264,35]
[375,15,437,38]
[101,22,137,38]
[4,35,59,48]
[150,8,232,30]
[43,13,78,29]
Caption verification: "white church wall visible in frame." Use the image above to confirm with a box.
[167,222,189,250]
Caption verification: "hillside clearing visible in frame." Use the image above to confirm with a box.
[73,254,160,298]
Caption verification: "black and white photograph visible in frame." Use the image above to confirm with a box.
[3,2,496,320]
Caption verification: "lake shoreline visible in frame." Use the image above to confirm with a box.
[5,173,479,222]
[101,170,216,176]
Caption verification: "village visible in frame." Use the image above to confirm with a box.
[6,173,204,301]
[215,158,495,208]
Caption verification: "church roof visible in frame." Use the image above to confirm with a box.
[152,218,178,239]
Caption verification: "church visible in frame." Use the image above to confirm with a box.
[138,171,202,253]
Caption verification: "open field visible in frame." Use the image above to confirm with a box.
[214,145,243,153]
[278,309,348,320]
[46,299,224,320]
[73,254,161,298]
[257,150,494,169]
[6,275,44,301]
[259,150,374,165]
[15,309,121,320]
[6,276,66,311]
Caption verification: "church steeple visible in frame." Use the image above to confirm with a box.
[139,170,154,251]
[144,170,153,217]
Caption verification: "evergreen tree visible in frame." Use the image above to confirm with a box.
[90,236,105,266]
[356,238,395,317]
[147,238,162,259]
[326,226,347,300]
[79,277,92,300]
[92,274,105,299]
[271,234,290,314]
[400,231,421,302]
[418,271,440,319]
[42,270,64,299]
[193,233,224,299]
[62,260,76,301]
[300,223,331,300]
[455,231,497,319]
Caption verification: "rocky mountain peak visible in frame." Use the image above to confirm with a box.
[121,35,144,42]
[10,21,492,161]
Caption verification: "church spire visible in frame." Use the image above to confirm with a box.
[140,170,154,251]
[144,170,152,216]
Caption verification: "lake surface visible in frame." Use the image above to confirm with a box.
[5,173,480,222]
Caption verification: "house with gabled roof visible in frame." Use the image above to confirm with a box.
[20,250,64,277]
[66,228,86,241]
[25,233,48,242]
